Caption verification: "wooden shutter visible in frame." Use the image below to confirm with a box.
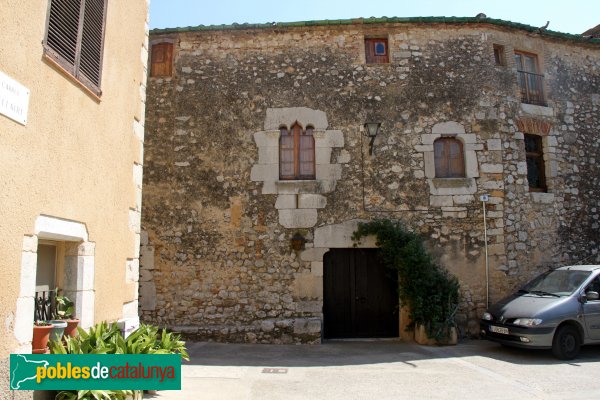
[44,0,107,95]
[279,124,316,180]
[299,127,315,179]
[434,138,465,178]
[279,127,295,179]
[79,0,106,87]
[365,38,389,64]
[151,43,174,77]
[45,0,82,71]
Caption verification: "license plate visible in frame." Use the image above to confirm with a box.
[489,325,509,335]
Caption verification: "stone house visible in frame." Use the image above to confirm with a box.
[0,0,148,397]
[141,17,600,344]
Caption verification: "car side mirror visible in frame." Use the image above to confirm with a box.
[586,291,600,301]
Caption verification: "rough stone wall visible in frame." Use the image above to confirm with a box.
[141,22,600,342]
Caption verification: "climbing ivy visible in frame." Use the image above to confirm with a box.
[352,219,460,341]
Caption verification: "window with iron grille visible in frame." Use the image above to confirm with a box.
[524,134,547,191]
[43,0,107,96]
[279,123,315,180]
[514,51,545,106]
[434,137,465,178]
[150,42,174,77]
[365,38,389,64]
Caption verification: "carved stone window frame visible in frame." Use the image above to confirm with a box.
[251,108,345,228]
[416,122,480,196]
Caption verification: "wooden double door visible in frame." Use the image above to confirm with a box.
[323,249,399,339]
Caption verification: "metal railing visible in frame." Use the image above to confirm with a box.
[34,290,56,321]
[517,70,546,106]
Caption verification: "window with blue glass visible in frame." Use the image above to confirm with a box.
[365,38,389,64]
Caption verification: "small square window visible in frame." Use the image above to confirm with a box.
[365,38,389,64]
[493,44,505,66]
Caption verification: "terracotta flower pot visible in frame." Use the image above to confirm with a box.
[32,324,53,354]
[64,319,80,338]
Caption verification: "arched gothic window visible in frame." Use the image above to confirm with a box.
[279,123,315,180]
[434,137,465,178]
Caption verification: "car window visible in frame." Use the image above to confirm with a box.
[523,269,591,296]
[586,277,600,299]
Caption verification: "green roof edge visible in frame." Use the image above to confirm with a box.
[150,16,600,45]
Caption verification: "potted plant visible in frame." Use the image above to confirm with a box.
[32,321,53,354]
[55,293,79,338]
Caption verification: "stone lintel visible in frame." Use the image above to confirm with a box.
[278,209,318,228]
[298,194,327,209]
[314,220,377,248]
[300,247,329,262]
[428,178,477,195]
[520,103,554,117]
[275,194,297,209]
[276,180,321,194]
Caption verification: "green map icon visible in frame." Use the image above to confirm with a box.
[10,354,49,390]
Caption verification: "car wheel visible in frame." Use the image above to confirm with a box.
[552,325,581,360]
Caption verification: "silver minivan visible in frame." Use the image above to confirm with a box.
[480,265,600,359]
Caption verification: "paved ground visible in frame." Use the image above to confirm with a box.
[145,339,600,399]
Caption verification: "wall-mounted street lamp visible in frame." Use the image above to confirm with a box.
[363,122,381,155]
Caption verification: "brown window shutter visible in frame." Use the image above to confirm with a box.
[279,124,316,180]
[45,0,82,72]
[79,0,106,87]
[44,0,107,95]
[365,38,389,64]
[151,43,174,77]
[299,128,315,179]
[279,127,295,179]
[434,138,465,178]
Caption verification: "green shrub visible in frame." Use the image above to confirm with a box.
[50,322,188,399]
[352,219,460,341]
[50,322,189,360]
[55,389,135,400]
